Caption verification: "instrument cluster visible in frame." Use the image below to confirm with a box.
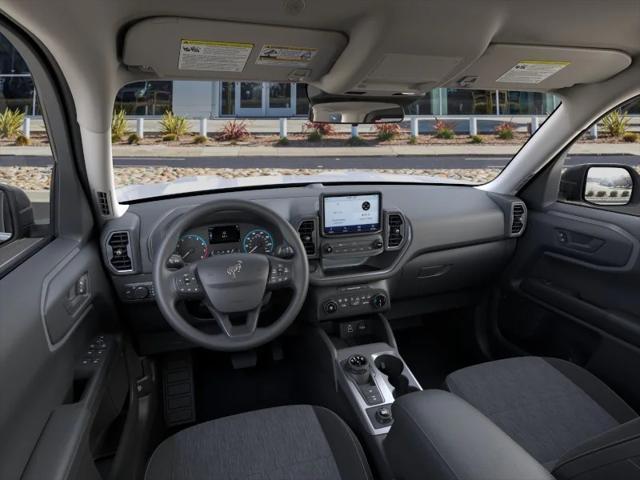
[174,224,277,263]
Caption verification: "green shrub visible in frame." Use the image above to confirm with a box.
[276,137,290,146]
[111,109,128,142]
[307,130,323,142]
[162,133,178,142]
[160,111,190,139]
[216,120,249,141]
[610,190,619,197]
[347,135,366,146]
[470,134,483,144]
[0,108,25,138]
[14,134,30,146]
[434,119,456,139]
[127,133,141,145]
[602,110,630,138]
[408,135,417,145]
[495,122,516,140]
[374,123,401,141]
[193,135,208,144]
[622,132,638,143]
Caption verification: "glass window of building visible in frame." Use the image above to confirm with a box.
[114,81,172,115]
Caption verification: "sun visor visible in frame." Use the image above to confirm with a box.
[448,44,631,91]
[122,17,347,82]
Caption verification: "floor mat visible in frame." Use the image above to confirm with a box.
[193,344,308,422]
[394,310,485,389]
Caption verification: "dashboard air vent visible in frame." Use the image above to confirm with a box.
[298,219,317,256]
[511,202,527,236]
[96,191,111,216]
[107,231,133,272]
[387,213,405,249]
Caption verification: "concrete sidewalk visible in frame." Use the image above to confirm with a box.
[2,142,640,158]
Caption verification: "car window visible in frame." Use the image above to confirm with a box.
[558,96,640,213]
[0,32,53,250]
[106,80,561,202]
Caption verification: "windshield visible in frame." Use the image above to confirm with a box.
[105,80,560,201]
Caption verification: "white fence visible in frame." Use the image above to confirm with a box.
[19,113,640,140]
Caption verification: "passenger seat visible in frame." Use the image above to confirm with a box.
[445,356,640,477]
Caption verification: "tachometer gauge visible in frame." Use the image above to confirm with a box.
[242,229,275,255]
[176,234,208,262]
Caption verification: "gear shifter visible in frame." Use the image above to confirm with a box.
[345,354,371,385]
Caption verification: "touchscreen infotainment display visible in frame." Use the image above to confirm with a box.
[322,193,381,235]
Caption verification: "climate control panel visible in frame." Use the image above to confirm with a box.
[318,284,389,320]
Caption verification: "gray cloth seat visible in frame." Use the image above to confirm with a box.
[445,356,638,470]
[145,405,373,480]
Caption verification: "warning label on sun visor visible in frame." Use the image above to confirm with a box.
[496,61,570,84]
[178,40,253,72]
[256,45,317,67]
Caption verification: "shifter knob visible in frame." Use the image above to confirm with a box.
[345,354,370,384]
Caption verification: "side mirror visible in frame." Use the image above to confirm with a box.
[584,166,633,206]
[559,165,636,206]
[0,183,35,245]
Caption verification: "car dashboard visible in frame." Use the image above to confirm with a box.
[101,183,527,353]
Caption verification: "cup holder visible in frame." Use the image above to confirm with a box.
[374,354,419,398]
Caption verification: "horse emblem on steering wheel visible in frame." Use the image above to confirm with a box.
[226,260,243,279]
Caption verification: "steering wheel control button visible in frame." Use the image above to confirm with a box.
[269,262,290,286]
[175,273,201,296]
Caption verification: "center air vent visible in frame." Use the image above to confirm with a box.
[107,231,133,272]
[298,219,317,257]
[510,202,527,236]
[387,213,405,249]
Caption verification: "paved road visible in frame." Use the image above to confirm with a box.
[1,153,639,170]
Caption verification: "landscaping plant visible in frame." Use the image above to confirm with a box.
[0,108,25,139]
[15,134,30,146]
[276,137,290,146]
[304,122,334,141]
[127,133,141,145]
[346,135,366,146]
[193,135,208,144]
[434,119,456,139]
[216,120,249,142]
[495,122,516,140]
[160,111,190,139]
[162,133,178,142]
[408,135,418,145]
[602,110,630,138]
[470,134,483,144]
[374,123,401,141]
[111,109,128,142]
[622,132,638,143]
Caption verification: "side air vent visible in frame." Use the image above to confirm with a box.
[510,202,527,236]
[297,219,317,257]
[96,191,111,216]
[387,212,406,250]
[107,231,133,272]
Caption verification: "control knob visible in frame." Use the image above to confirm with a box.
[375,406,393,424]
[371,294,387,309]
[323,244,333,254]
[324,300,338,314]
[373,239,384,249]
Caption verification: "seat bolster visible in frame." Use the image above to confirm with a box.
[552,418,640,480]
[542,358,637,423]
[384,390,553,480]
[313,406,373,480]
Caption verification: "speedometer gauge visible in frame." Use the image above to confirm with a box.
[176,234,208,262]
[242,229,274,255]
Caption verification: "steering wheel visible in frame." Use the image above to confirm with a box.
[152,199,309,351]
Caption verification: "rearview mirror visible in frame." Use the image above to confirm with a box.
[306,85,417,124]
[585,166,633,206]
